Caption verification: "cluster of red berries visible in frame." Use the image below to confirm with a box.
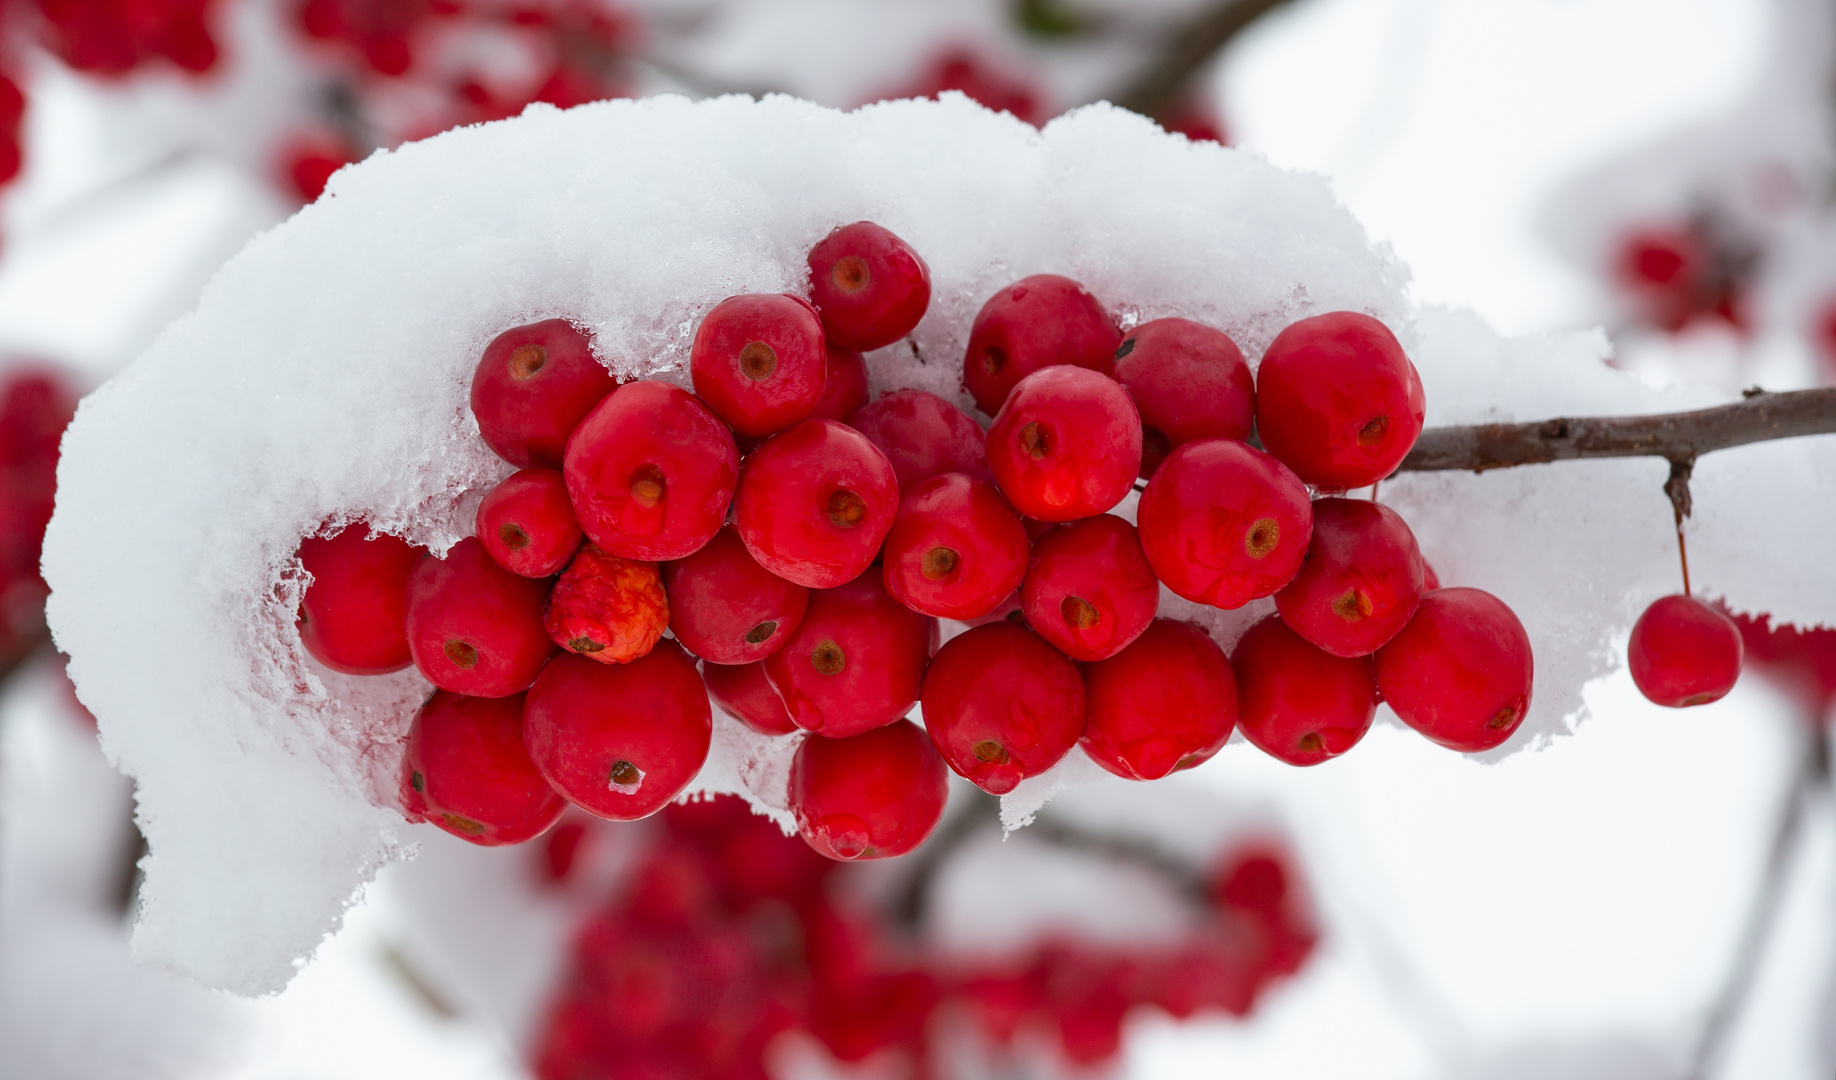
[32,0,220,78]
[0,365,78,668]
[1614,221,1752,335]
[531,795,1315,1078]
[295,217,1542,864]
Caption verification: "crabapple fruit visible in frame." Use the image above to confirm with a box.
[1627,593,1741,708]
[1376,587,1534,749]
[1111,317,1254,478]
[1274,498,1423,657]
[1081,619,1237,780]
[735,419,899,588]
[400,690,565,845]
[849,388,991,489]
[1137,439,1312,609]
[703,659,797,736]
[1254,312,1425,490]
[295,524,425,675]
[881,473,1028,620]
[662,524,808,665]
[920,621,1084,794]
[962,274,1120,415]
[807,221,932,351]
[476,467,582,578]
[406,537,555,697]
[471,319,616,468]
[690,293,827,436]
[544,545,668,664]
[1020,515,1158,661]
[762,573,936,737]
[1231,614,1375,766]
[986,366,1141,523]
[790,719,948,860]
[810,343,870,422]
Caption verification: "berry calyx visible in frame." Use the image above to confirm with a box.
[849,388,991,489]
[690,293,827,437]
[1376,587,1534,749]
[986,366,1141,523]
[470,319,617,468]
[920,621,1085,795]
[295,524,425,675]
[662,524,809,665]
[476,467,583,578]
[1253,312,1425,491]
[790,718,949,860]
[809,343,870,422]
[1136,439,1313,609]
[703,659,797,736]
[881,473,1029,620]
[405,537,556,697]
[1111,317,1255,478]
[734,419,899,589]
[544,545,668,664]
[962,274,1120,415]
[1081,619,1238,780]
[807,221,932,351]
[1231,614,1375,766]
[1627,593,1741,709]
[762,573,936,737]
[399,690,565,845]
[1273,498,1424,657]
[523,641,712,820]
[564,380,739,562]
[1020,515,1159,661]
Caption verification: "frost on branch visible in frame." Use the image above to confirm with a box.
[39,92,1836,996]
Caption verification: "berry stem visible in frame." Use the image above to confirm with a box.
[1666,456,1694,596]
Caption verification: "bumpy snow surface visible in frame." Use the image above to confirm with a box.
[41,93,1836,994]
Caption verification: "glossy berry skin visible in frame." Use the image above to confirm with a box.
[881,473,1028,620]
[1021,515,1159,662]
[1254,312,1426,491]
[471,319,617,468]
[962,274,1120,416]
[662,524,809,665]
[690,293,827,437]
[1377,588,1533,748]
[1137,439,1313,609]
[1112,317,1255,478]
[920,621,1085,795]
[849,388,990,489]
[564,380,739,562]
[762,573,936,737]
[400,690,565,845]
[544,545,668,664]
[406,538,556,697]
[477,467,583,578]
[1274,498,1424,658]
[987,366,1141,523]
[1231,614,1375,766]
[523,642,712,820]
[703,660,797,736]
[807,222,932,351]
[735,420,899,589]
[1081,619,1238,780]
[810,343,870,422]
[296,525,425,675]
[1627,593,1740,709]
[791,719,948,860]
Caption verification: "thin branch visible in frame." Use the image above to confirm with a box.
[1398,387,1836,473]
[1109,0,1298,119]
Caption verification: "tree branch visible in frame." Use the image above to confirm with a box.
[1397,387,1836,474]
[1108,0,1299,119]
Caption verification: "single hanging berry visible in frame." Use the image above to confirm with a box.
[690,293,828,437]
[405,537,555,697]
[703,659,797,736]
[850,388,992,489]
[1020,514,1159,662]
[762,572,936,737]
[790,719,949,860]
[1111,317,1255,479]
[920,621,1085,794]
[662,524,809,665]
[1231,614,1375,766]
[295,524,425,675]
[399,690,566,845]
[1081,619,1238,780]
[962,274,1120,415]
[1137,438,1312,609]
[807,221,932,351]
[734,419,899,589]
[1376,587,1534,749]
[986,366,1141,523]
[1253,311,1425,491]
[1627,593,1741,708]
[470,319,618,469]
[1273,498,1424,657]
[880,472,1029,620]
[476,467,583,578]
[543,545,668,664]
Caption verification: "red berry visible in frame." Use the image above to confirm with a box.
[406,537,555,696]
[476,467,583,578]
[1112,317,1255,478]
[661,524,809,664]
[1376,587,1533,749]
[1231,614,1375,766]
[1626,593,1740,709]
[703,660,797,736]
[1137,439,1312,609]
[400,690,565,845]
[1081,619,1237,780]
[920,621,1084,794]
[849,388,990,489]
[296,525,425,675]
[1274,498,1424,657]
[1020,515,1158,661]
[807,222,932,351]
[790,719,948,860]
[962,274,1120,415]
[986,366,1141,523]
[734,419,899,588]
[564,379,739,561]
[1422,559,1442,590]
[762,573,936,737]
[471,319,617,469]
[881,473,1028,620]
[690,293,827,437]
[1254,312,1425,490]
[523,642,712,820]
[543,545,668,664]
[809,343,870,422]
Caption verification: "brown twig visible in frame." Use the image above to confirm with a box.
[1108,0,1299,120]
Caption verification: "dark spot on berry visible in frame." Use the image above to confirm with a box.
[441,813,485,835]
[1357,415,1391,447]
[1244,517,1280,559]
[921,546,959,580]
[831,255,870,293]
[1061,595,1100,630]
[811,640,845,675]
[1332,589,1372,621]
[1141,426,1171,465]
[1114,338,1136,361]
[739,341,777,380]
[568,636,606,653]
[498,522,530,550]
[1173,754,1202,771]
[629,464,665,507]
[1019,421,1050,460]
[982,345,1006,376]
[827,489,867,528]
[508,344,546,380]
[444,640,479,668]
[410,770,424,792]
[744,620,778,644]
[1488,695,1528,729]
[973,739,1009,764]
[608,760,642,788]
[1297,732,1325,754]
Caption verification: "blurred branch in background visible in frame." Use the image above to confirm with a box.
[1109,0,1296,120]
